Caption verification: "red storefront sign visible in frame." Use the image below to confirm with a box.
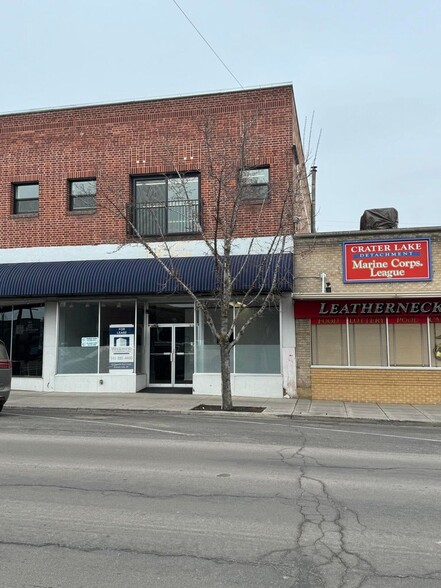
[296,299,441,320]
[343,238,431,283]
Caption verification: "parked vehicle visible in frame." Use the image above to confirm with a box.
[0,340,12,412]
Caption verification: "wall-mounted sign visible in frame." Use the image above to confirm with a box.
[109,324,135,372]
[343,238,431,283]
[295,299,441,319]
[81,337,99,347]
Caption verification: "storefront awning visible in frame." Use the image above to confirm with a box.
[0,254,293,298]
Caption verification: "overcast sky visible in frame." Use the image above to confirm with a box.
[1,0,439,232]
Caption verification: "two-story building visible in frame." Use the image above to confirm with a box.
[0,84,311,397]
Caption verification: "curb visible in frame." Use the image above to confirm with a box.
[4,405,441,426]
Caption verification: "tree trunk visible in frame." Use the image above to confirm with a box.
[219,342,233,411]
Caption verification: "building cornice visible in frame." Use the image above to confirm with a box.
[294,227,441,240]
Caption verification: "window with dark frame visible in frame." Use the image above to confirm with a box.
[240,167,270,200]
[69,179,96,211]
[13,183,39,214]
[131,173,200,236]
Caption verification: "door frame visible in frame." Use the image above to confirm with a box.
[148,323,194,387]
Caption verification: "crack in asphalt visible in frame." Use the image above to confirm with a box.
[273,434,441,587]
[0,482,293,504]
[0,537,298,578]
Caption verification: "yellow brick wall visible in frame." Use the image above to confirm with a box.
[295,319,312,396]
[294,229,441,296]
[311,368,441,404]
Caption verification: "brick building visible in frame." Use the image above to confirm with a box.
[294,225,441,404]
[0,84,310,396]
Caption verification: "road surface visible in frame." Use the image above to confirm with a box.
[1,408,440,587]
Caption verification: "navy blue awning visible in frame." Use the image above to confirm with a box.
[0,254,293,298]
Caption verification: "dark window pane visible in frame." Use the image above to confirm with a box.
[240,168,269,200]
[15,199,39,214]
[71,195,96,210]
[148,304,194,324]
[58,302,99,374]
[242,184,269,200]
[11,304,44,376]
[132,175,200,236]
[135,179,166,204]
[0,306,13,356]
[14,184,39,213]
[70,180,96,210]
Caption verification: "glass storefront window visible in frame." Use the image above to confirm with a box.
[196,308,231,373]
[57,300,140,374]
[235,308,280,373]
[0,306,13,356]
[196,306,280,374]
[11,304,45,376]
[58,302,99,373]
[136,301,145,375]
[148,304,194,324]
[99,301,136,373]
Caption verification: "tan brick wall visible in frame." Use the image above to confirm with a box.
[311,368,441,404]
[295,318,312,397]
[294,229,441,293]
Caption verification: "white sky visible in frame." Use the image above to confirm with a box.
[1,0,439,232]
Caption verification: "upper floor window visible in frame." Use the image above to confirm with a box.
[14,183,39,214]
[69,179,96,211]
[131,174,200,236]
[240,167,269,200]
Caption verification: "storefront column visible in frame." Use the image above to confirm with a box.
[42,301,58,392]
[281,296,296,397]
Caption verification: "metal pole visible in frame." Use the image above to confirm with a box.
[311,165,317,233]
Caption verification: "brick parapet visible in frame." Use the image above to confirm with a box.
[0,85,310,249]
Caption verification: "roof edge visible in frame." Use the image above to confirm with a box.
[294,226,441,239]
[0,82,294,118]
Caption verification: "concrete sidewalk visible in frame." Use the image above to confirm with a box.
[5,390,441,424]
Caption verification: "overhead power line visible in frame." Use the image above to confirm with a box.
[171,0,244,88]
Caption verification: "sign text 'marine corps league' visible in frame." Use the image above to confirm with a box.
[343,238,432,283]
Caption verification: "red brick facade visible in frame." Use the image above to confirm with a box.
[0,85,310,249]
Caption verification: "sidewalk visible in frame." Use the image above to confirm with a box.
[5,390,441,424]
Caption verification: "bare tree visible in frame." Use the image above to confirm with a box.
[98,113,309,410]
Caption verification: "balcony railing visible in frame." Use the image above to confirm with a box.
[127,200,200,237]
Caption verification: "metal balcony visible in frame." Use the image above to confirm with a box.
[127,200,200,237]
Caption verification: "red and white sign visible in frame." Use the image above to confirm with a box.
[343,238,431,283]
[295,299,441,319]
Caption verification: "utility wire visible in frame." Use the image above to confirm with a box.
[171,0,244,88]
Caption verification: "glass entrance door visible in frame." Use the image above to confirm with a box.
[149,324,194,386]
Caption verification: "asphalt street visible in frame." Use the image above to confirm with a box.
[1,408,440,588]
